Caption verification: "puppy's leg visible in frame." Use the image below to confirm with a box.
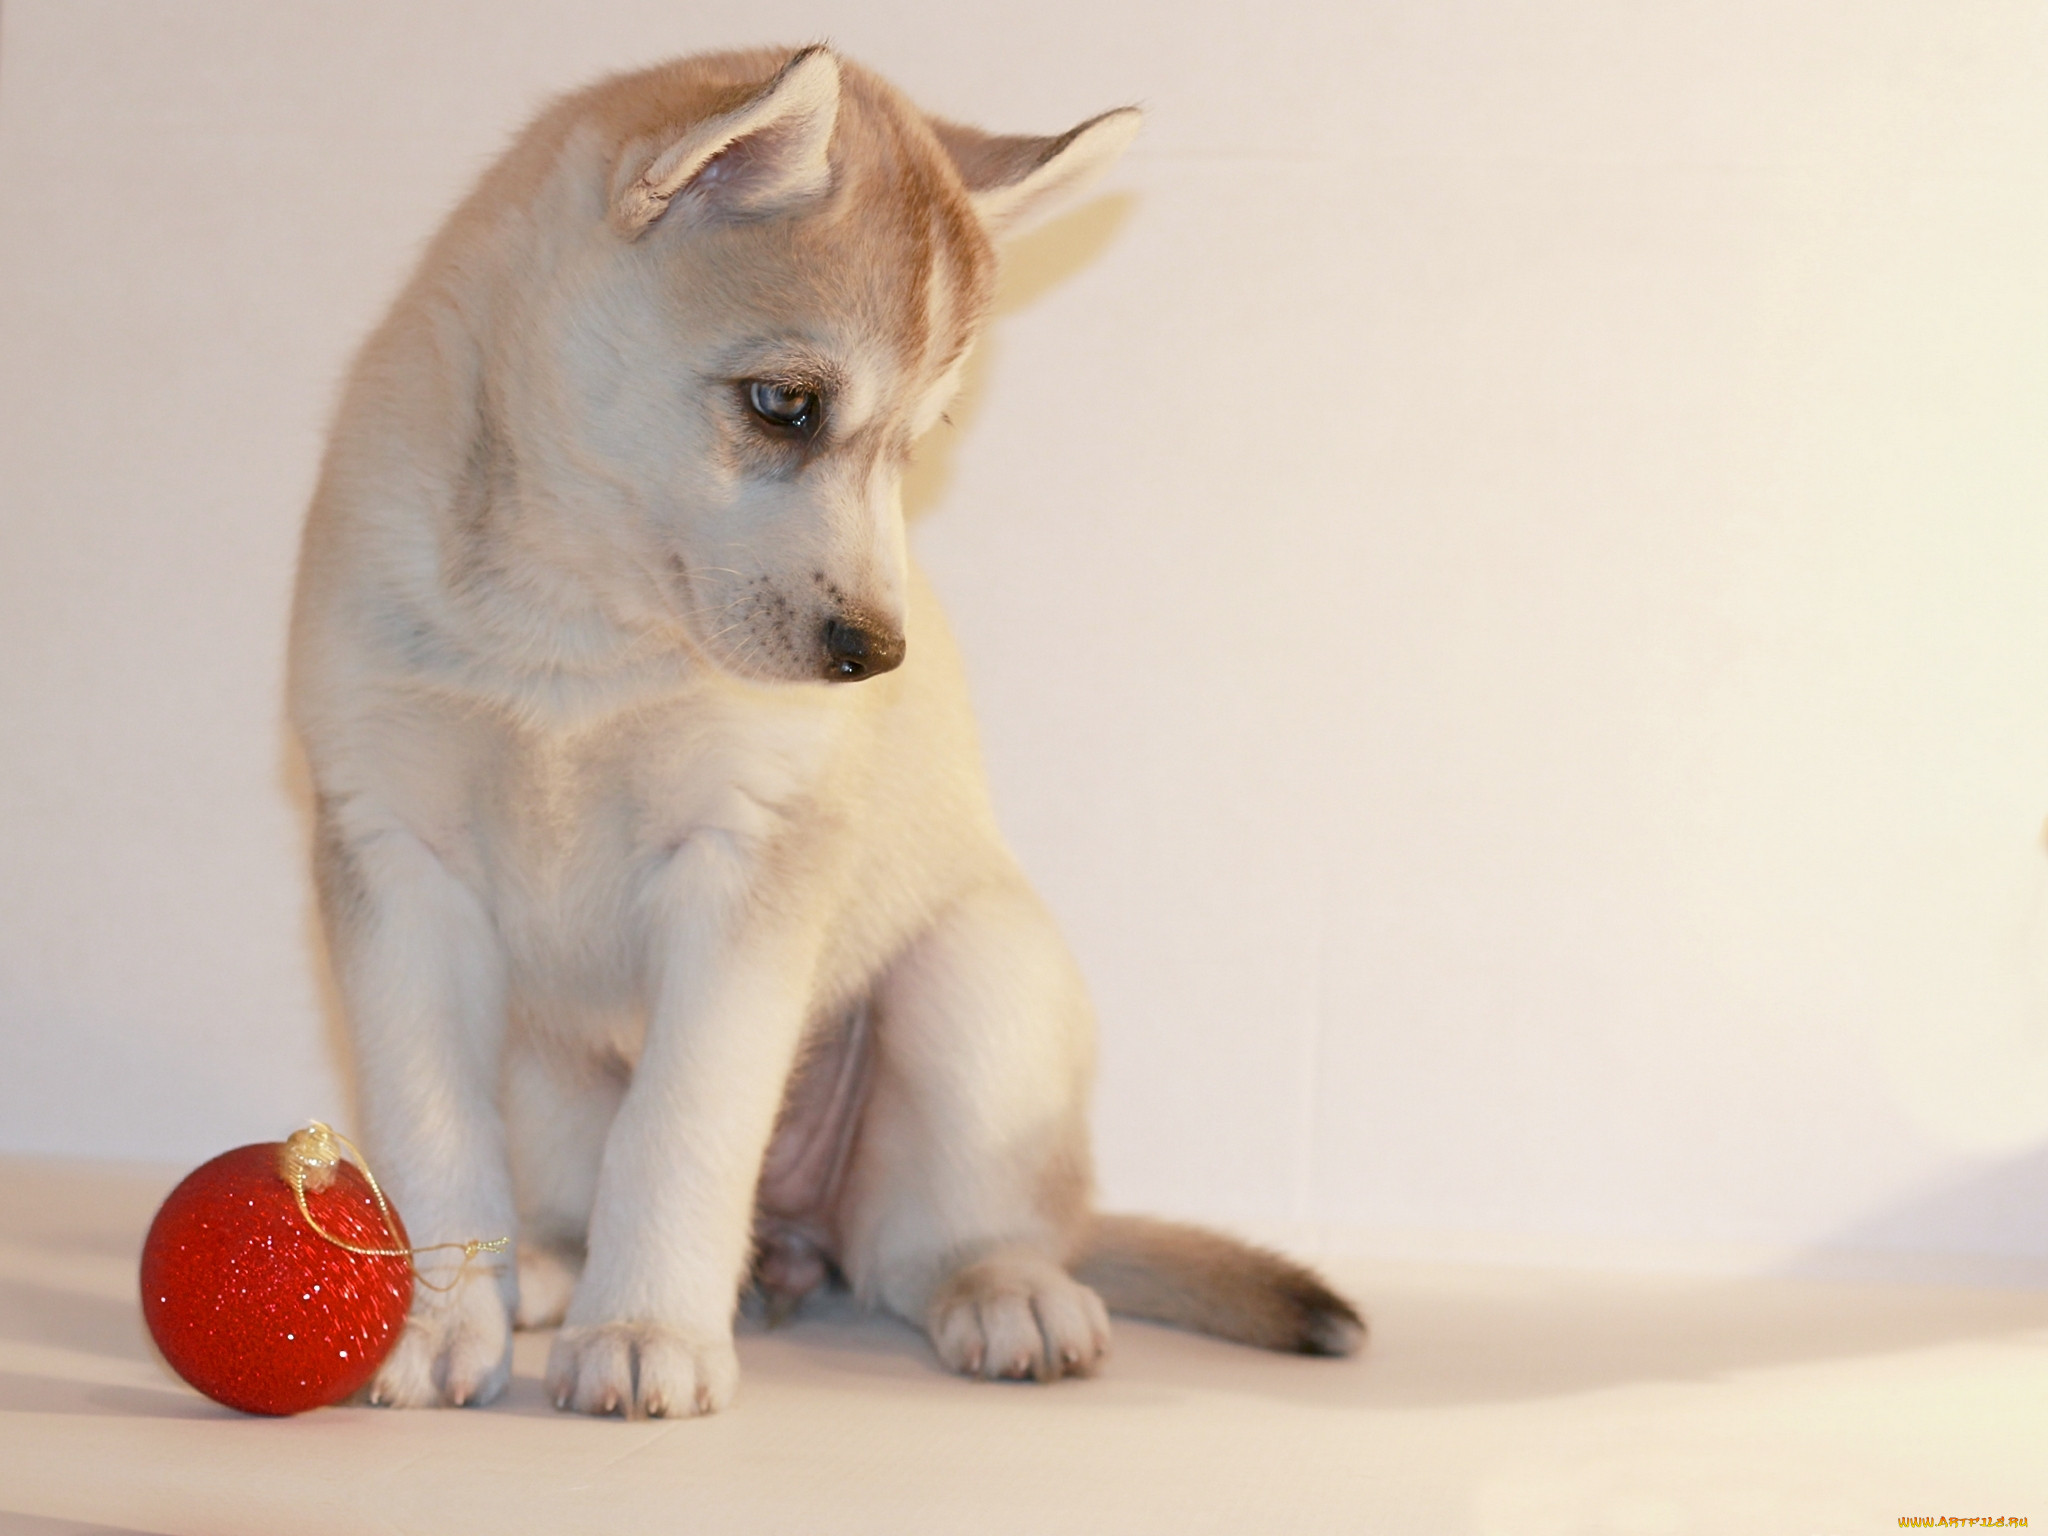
[316,812,517,1407]
[546,832,820,1418]
[504,1037,621,1329]
[838,881,1111,1382]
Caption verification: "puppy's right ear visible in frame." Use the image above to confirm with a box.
[612,47,840,238]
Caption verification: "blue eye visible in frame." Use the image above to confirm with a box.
[746,379,822,436]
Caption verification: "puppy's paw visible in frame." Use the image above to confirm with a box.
[927,1252,1111,1382]
[366,1268,513,1408]
[545,1321,738,1419]
[514,1243,580,1330]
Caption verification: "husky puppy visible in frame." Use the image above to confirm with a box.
[290,46,1361,1417]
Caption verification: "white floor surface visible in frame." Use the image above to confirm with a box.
[0,1158,2042,1534]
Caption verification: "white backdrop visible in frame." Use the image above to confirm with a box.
[4,1,2047,1278]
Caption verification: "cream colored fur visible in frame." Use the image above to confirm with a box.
[290,46,1356,1420]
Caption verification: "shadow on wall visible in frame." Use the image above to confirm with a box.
[900,192,1135,523]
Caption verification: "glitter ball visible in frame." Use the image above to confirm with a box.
[139,1142,413,1415]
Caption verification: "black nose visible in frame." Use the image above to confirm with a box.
[821,615,905,681]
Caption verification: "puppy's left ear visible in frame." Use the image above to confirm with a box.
[613,47,840,237]
[930,107,1142,241]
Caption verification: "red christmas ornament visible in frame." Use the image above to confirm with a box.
[140,1125,414,1415]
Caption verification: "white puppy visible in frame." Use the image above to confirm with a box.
[289,46,1361,1418]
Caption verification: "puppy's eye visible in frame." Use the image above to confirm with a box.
[746,379,823,437]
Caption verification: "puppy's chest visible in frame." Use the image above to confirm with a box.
[447,696,840,987]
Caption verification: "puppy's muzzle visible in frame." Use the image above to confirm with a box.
[821,614,905,682]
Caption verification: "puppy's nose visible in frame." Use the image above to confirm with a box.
[821,615,905,681]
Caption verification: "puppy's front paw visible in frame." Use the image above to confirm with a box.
[927,1253,1111,1382]
[366,1268,513,1408]
[545,1322,738,1418]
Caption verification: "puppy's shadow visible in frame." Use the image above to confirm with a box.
[902,192,1136,525]
[991,192,1136,320]
[737,1285,942,1380]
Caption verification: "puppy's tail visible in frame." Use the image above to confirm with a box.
[1072,1213,1365,1357]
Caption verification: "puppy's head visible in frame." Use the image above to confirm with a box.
[499,48,1138,686]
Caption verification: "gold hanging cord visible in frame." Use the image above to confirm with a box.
[278,1122,509,1294]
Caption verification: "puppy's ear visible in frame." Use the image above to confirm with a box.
[612,47,840,237]
[930,107,1141,240]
